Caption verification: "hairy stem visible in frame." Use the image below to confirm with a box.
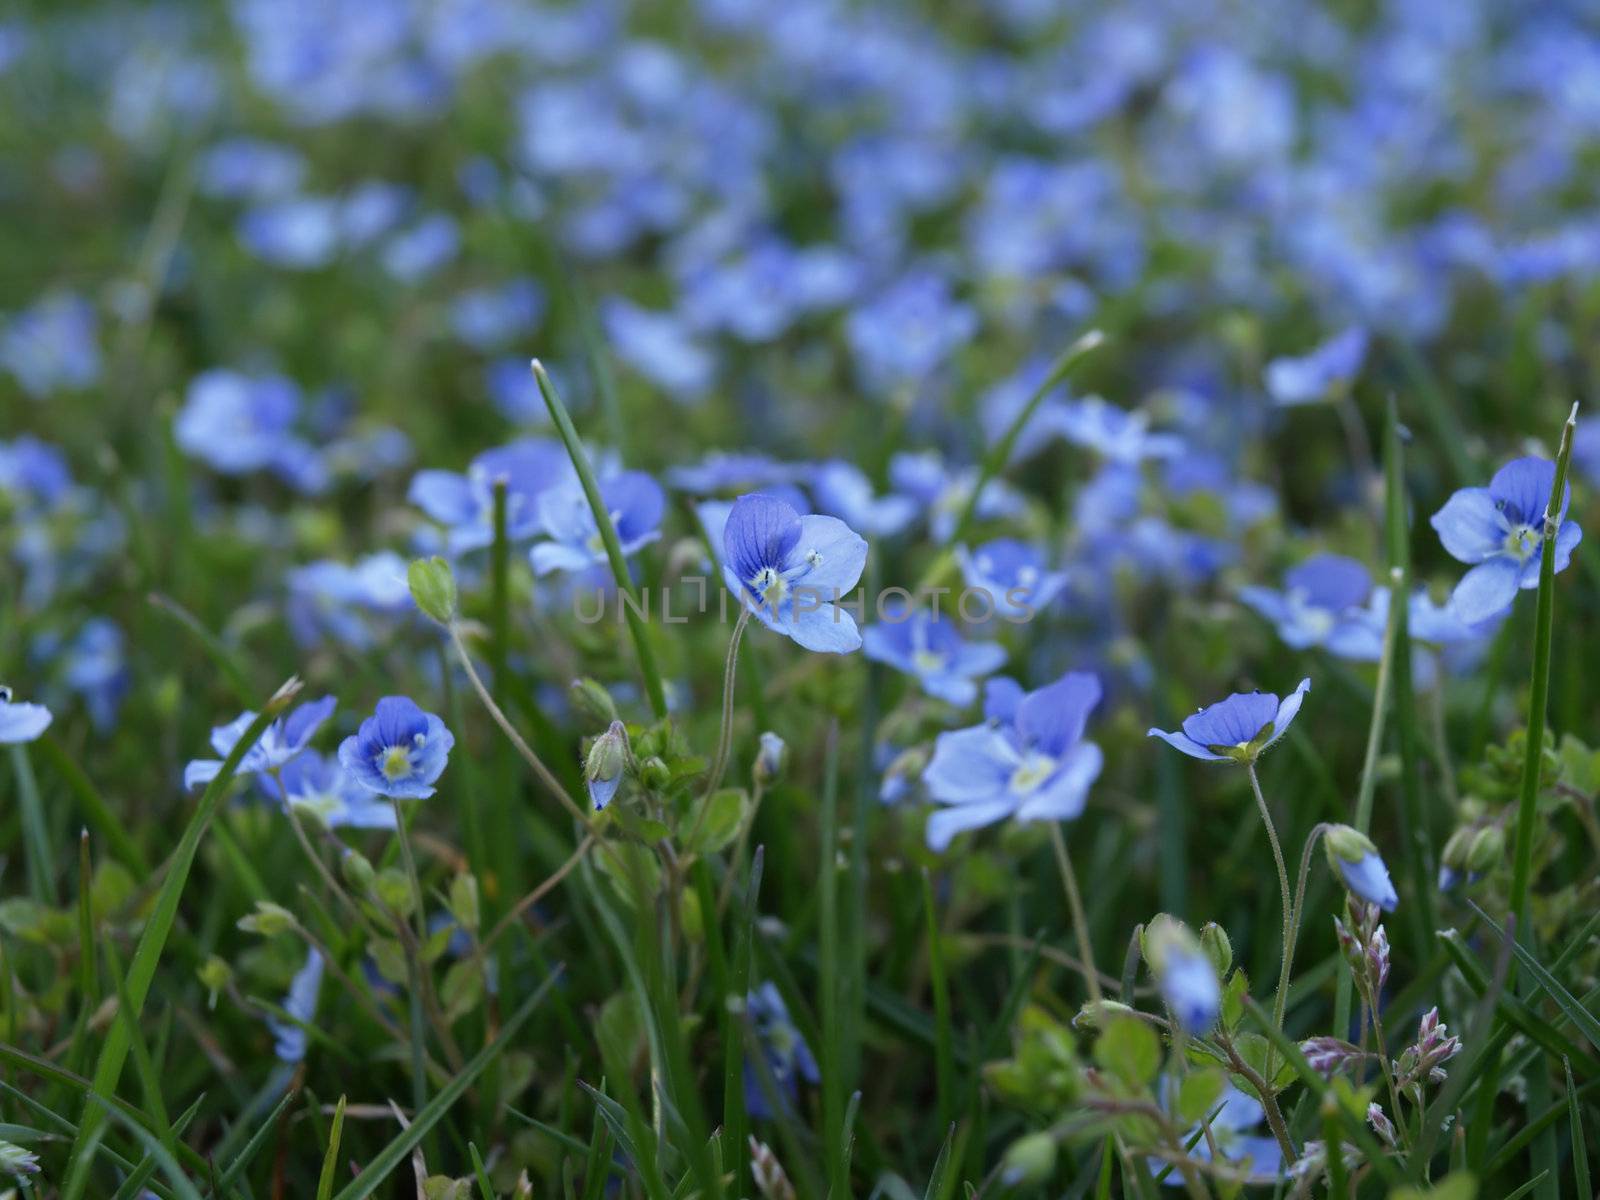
[1049,822,1102,1005]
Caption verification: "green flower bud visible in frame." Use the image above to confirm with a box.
[375,867,414,915]
[640,755,671,790]
[586,721,630,784]
[1466,825,1505,873]
[1140,912,1195,974]
[1200,922,1232,977]
[569,677,619,725]
[1000,1132,1057,1186]
[1324,823,1378,866]
[1441,827,1473,869]
[341,848,377,894]
[237,901,296,937]
[407,556,458,625]
[1071,998,1136,1031]
[449,873,480,933]
[197,955,233,1004]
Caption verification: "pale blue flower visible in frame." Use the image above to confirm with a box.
[1148,680,1310,763]
[863,608,1007,706]
[722,493,868,654]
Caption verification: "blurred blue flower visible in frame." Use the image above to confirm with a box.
[197,138,306,200]
[1430,455,1582,624]
[1238,554,1378,656]
[670,451,806,496]
[1265,327,1370,406]
[175,369,328,493]
[1158,1079,1282,1184]
[922,671,1102,851]
[810,460,917,537]
[1,293,100,398]
[275,751,398,830]
[954,539,1068,620]
[1157,946,1221,1036]
[267,948,323,1064]
[847,268,976,393]
[889,451,1024,544]
[185,696,336,790]
[287,551,414,649]
[338,696,454,800]
[722,493,868,653]
[0,688,52,744]
[238,196,343,268]
[1148,679,1310,763]
[744,983,819,1121]
[863,606,1007,706]
[1059,397,1183,464]
[408,438,571,555]
[530,470,665,575]
[58,618,129,731]
[0,436,73,509]
[601,297,715,399]
[450,279,546,350]
[381,214,459,282]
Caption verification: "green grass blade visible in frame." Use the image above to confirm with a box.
[90,1093,205,1200]
[9,744,58,903]
[61,680,301,1200]
[1509,404,1578,929]
[207,1082,300,1197]
[332,968,561,1200]
[1469,901,1600,1049]
[723,845,764,1199]
[921,869,956,1132]
[317,1095,347,1200]
[531,359,668,719]
[35,734,148,874]
[147,592,255,706]
[103,938,173,1147]
[923,1124,955,1200]
[468,1141,495,1200]
[1566,1059,1591,1200]
[818,723,848,1199]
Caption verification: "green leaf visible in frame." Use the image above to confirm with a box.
[317,1095,347,1200]
[682,788,749,856]
[1175,1069,1226,1126]
[1221,969,1248,1031]
[1389,1171,1478,1200]
[1093,1016,1160,1087]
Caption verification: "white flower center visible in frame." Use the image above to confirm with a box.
[1504,524,1539,562]
[1008,751,1057,797]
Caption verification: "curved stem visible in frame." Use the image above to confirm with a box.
[1049,822,1102,1005]
[480,834,596,953]
[1216,1030,1297,1165]
[1247,765,1294,1092]
[700,608,751,805]
[1284,823,1332,1011]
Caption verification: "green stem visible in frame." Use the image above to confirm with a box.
[532,360,668,719]
[1509,404,1579,932]
[1246,766,1294,1068]
[1049,822,1102,1005]
[698,608,750,805]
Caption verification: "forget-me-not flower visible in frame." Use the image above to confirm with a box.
[0,686,52,743]
[530,470,665,576]
[267,948,324,1064]
[1238,554,1378,656]
[811,460,918,537]
[274,751,398,830]
[922,671,1103,851]
[863,607,1007,706]
[185,696,336,790]
[889,451,1025,544]
[1430,455,1582,624]
[1148,680,1310,763]
[408,438,571,555]
[338,696,454,800]
[722,493,868,654]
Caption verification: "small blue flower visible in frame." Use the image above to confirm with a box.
[287,551,414,649]
[530,471,665,576]
[744,982,820,1121]
[955,539,1069,620]
[1158,947,1222,1036]
[59,618,129,731]
[669,451,806,496]
[237,196,342,269]
[722,493,868,654]
[889,451,1024,544]
[197,138,306,200]
[602,297,715,400]
[922,672,1103,851]
[811,460,917,538]
[185,696,336,790]
[863,607,1007,706]
[0,435,73,509]
[0,292,100,398]
[0,687,52,744]
[1156,1079,1283,1184]
[1265,327,1369,406]
[267,948,324,1064]
[339,696,454,800]
[449,279,545,350]
[846,268,976,393]
[1058,396,1183,464]
[1238,554,1377,655]
[275,751,398,830]
[175,369,327,493]
[380,214,459,283]
[408,439,572,556]
[1148,679,1310,763]
[1430,456,1582,625]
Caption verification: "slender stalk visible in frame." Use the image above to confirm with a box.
[699,608,750,805]
[1049,822,1102,1005]
[480,834,596,953]
[1509,403,1579,931]
[532,359,668,719]
[1245,766,1293,1032]
[1352,568,1403,834]
[391,800,430,945]
[1285,823,1331,1009]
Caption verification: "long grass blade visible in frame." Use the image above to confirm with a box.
[316,1095,347,1200]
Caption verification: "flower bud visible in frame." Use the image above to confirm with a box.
[1071,998,1136,1031]
[1142,914,1220,1035]
[198,955,233,1006]
[449,873,480,933]
[755,732,788,785]
[1441,826,1473,869]
[341,848,377,894]
[237,901,296,937]
[1466,825,1504,873]
[1000,1132,1057,1186]
[0,1140,41,1176]
[585,720,630,811]
[1199,922,1232,977]
[569,677,619,725]
[407,556,458,625]
[1325,825,1399,913]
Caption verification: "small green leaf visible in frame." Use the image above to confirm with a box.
[1221,969,1248,1031]
[1175,1069,1225,1125]
[1093,1015,1161,1087]
[683,788,749,856]
[1390,1171,1478,1200]
[440,959,484,1019]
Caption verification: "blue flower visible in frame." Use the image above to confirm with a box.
[59,618,129,731]
[670,451,807,496]
[267,948,324,1064]
[1148,679,1310,763]
[744,983,820,1121]
[1157,1079,1283,1184]
[955,539,1069,620]
[0,687,52,744]
[0,292,100,398]
[1264,327,1369,406]
[408,439,571,556]
[185,696,337,790]
[237,196,342,269]
[1158,947,1221,1036]
[275,751,398,830]
[1326,825,1399,912]
[338,696,454,800]
[287,552,414,649]
[601,297,715,400]
[530,470,665,576]
[811,460,917,537]
[889,451,1024,544]
[847,268,976,393]
[722,493,868,654]
[1238,554,1378,656]
[863,607,1007,706]
[197,138,306,200]
[1430,456,1582,624]
[380,214,459,283]
[1058,396,1183,464]
[0,435,73,509]
[922,672,1103,852]
[449,279,545,350]
[175,369,327,493]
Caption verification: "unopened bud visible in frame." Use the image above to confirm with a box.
[1466,826,1504,873]
[237,901,296,937]
[755,732,788,785]
[585,721,630,811]
[407,556,457,625]
[569,677,618,725]
[341,848,376,893]
[1200,922,1232,977]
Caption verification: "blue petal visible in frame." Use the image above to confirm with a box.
[1180,691,1278,749]
[926,799,1017,852]
[408,470,477,527]
[1489,456,1563,525]
[1430,487,1505,564]
[0,701,53,744]
[723,493,802,586]
[1449,557,1521,625]
[1016,671,1101,757]
[1147,728,1227,761]
[1014,741,1102,824]
[924,726,1013,802]
[785,601,863,654]
[787,514,868,594]
[1259,678,1311,751]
